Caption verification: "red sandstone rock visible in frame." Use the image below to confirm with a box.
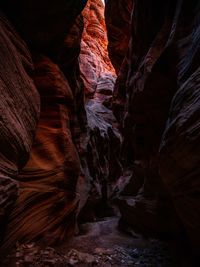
[80,0,116,97]
[58,15,90,215]
[76,0,122,220]
[0,12,40,243]
[105,0,134,73]
[1,56,81,251]
[0,0,87,252]
[1,0,199,259]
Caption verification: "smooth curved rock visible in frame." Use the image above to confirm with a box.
[160,68,200,254]
[160,2,200,251]
[1,56,81,251]
[80,0,115,97]
[106,0,180,239]
[0,0,87,251]
[106,0,200,254]
[0,12,40,245]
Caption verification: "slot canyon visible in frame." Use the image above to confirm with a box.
[0,0,199,266]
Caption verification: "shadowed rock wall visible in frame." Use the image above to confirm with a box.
[0,0,199,259]
[0,0,122,253]
[0,0,88,253]
[105,0,134,73]
[105,0,200,255]
[0,12,40,245]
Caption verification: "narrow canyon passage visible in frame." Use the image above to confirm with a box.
[0,0,200,266]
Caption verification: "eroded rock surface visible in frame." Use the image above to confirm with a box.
[105,0,134,73]
[0,0,87,253]
[1,56,81,252]
[0,12,40,243]
[80,0,115,97]
[0,0,200,263]
[105,0,200,256]
[0,0,121,253]
[160,10,200,252]
[77,0,122,221]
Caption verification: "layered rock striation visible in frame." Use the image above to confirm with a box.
[105,0,200,255]
[0,0,87,253]
[78,0,122,221]
[0,0,121,253]
[0,12,40,245]
[0,0,199,260]
[80,0,115,97]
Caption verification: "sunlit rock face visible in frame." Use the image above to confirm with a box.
[105,0,200,254]
[0,12,40,244]
[80,0,115,97]
[77,0,122,221]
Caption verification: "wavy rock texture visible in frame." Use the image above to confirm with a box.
[160,1,200,253]
[1,0,199,260]
[77,0,122,220]
[0,0,87,252]
[79,98,122,221]
[106,0,178,239]
[0,12,40,245]
[1,56,81,252]
[80,0,115,97]
[160,67,200,254]
[106,0,200,254]
[0,0,120,250]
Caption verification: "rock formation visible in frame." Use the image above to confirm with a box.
[0,12,40,244]
[105,0,134,73]
[80,0,115,96]
[105,0,200,256]
[0,0,121,253]
[1,56,81,251]
[78,0,122,221]
[0,0,87,253]
[159,1,200,253]
[0,0,200,262]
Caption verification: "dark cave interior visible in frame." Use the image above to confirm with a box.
[0,0,200,266]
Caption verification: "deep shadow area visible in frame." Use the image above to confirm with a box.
[0,0,200,266]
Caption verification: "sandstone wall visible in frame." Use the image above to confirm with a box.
[105,0,200,254]
[0,0,87,253]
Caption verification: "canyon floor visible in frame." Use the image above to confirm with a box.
[2,217,184,267]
